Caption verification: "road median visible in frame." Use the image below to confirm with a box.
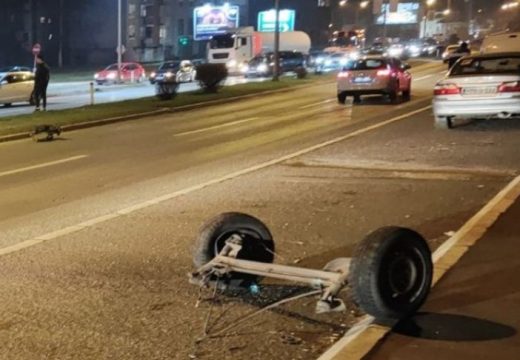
[0,75,335,142]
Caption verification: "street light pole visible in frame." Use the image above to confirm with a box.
[273,0,280,82]
[117,0,122,83]
[382,0,389,38]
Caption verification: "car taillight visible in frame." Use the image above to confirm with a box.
[338,71,350,78]
[377,69,391,77]
[498,81,520,93]
[434,83,460,95]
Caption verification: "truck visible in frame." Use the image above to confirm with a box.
[207,27,311,73]
[480,32,520,54]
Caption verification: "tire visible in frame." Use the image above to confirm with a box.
[353,95,361,104]
[389,87,398,104]
[348,227,433,321]
[337,92,347,104]
[194,212,275,287]
[402,88,411,101]
[4,103,12,107]
[434,115,453,129]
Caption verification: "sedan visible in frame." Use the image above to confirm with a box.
[433,52,520,129]
[0,70,35,107]
[150,61,180,84]
[337,56,412,104]
[94,62,146,85]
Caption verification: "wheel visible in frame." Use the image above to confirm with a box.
[3,103,12,107]
[353,95,361,104]
[348,227,433,321]
[389,88,398,103]
[402,88,411,101]
[194,212,275,287]
[337,92,347,104]
[434,115,453,129]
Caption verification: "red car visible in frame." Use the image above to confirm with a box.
[94,62,146,85]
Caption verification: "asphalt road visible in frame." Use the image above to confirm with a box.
[1,61,519,359]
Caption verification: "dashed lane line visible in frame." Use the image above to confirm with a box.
[173,117,259,136]
[0,105,431,257]
[0,155,88,178]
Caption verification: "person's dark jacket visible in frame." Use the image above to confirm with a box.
[35,62,50,88]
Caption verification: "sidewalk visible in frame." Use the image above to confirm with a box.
[364,197,520,360]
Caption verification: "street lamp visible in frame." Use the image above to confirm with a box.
[273,0,280,81]
[117,0,122,83]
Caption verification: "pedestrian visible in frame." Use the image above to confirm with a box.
[33,53,50,112]
[448,42,471,69]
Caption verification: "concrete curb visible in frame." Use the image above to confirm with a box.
[316,175,520,360]
[0,80,334,143]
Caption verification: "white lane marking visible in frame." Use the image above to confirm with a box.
[173,117,259,136]
[0,155,88,178]
[0,106,431,256]
[300,99,334,109]
[317,174,520,360]
[413,74,434,81]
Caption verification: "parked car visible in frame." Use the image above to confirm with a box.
[337,56,412,104]
[0,70,35,107]
[149,61,180,84]
[432,52,520,129]
[244,51,306,77]
[176,60,196,83]
[94,62,146,85]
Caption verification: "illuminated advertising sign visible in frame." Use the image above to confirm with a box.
[193,5,240,40]
[376,2,420,25]
[257,9,296,32]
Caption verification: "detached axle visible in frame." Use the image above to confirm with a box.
[190,212,433,321]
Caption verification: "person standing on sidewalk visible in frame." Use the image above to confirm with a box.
[33,54,50,112]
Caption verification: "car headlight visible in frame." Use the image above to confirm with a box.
[150,72,156,77]
[316,57,324,64]
[339,58,348,66]
[349,51,359,60]
[107,73,116,79]
[239,64,249,73]
[389,48,402,56]
[324,59,332,66]
[94,73,99,79]
[165,71,173,77]
[226,59,237,68]
[257,64,268,72]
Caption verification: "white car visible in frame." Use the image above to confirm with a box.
[432,52,520,129]
[0,70,35,107]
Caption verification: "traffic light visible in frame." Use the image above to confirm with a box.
[179,36,190,46]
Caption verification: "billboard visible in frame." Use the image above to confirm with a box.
[193,5,240,41]
[257,9,296,32]
[375,2,420,25]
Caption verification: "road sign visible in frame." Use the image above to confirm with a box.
[179,36,190,46]
[32,43,41,56]
[258,9,296,32]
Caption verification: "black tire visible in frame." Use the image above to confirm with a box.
[348,227,433,321]
[353,94,361,104]
[337,92,347,104]
[194,212,275,286]
[389,88,398,103]
[402,88,411,101]
[4,103,12,107]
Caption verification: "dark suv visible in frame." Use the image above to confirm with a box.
[245,51,306,77]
